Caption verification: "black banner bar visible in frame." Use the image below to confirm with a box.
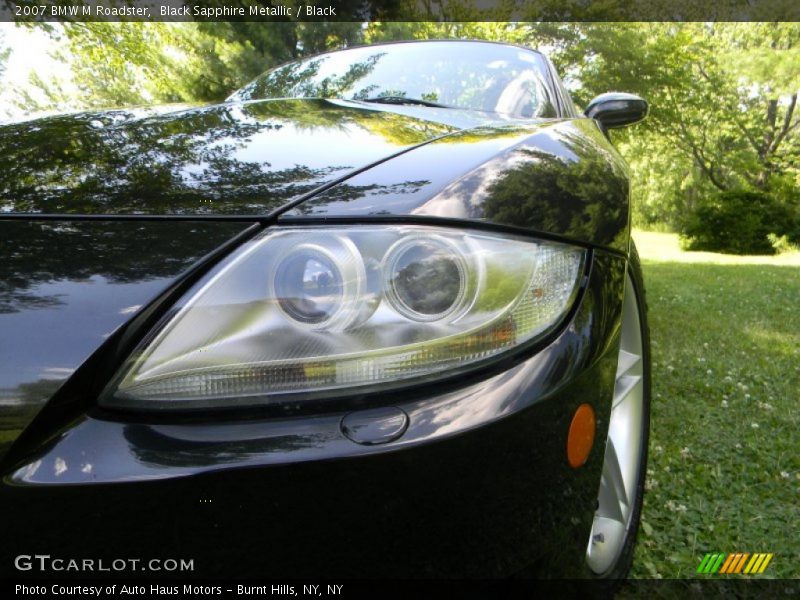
[3,0,800,23]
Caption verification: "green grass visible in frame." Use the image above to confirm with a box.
[628,232,800,579]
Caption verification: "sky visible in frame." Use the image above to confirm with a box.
[0,23,71,121]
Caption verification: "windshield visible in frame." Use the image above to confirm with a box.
[230,41,557,118]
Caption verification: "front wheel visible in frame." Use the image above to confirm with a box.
[585,245,651,579]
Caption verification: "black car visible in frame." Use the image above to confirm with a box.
[0,40,650,580]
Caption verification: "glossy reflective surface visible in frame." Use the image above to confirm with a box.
[585,92,649,129]
[7,250,623,483]
[283,119,630,251]
[0,99,454,215]
[385,237,465,318]
[340,406,409,446]
[0,251,625,578]
[0,220,253,460]
[232,40,557,118]
[1,83,630,253]
[275,251,344,324]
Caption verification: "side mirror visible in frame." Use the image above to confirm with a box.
[584,92,648,129]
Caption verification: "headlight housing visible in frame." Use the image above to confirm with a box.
[102,225,585,410]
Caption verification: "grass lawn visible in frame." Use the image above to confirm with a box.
[627,231,800,579]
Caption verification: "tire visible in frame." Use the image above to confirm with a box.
[585,242,651,580]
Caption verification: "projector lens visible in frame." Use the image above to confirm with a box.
[385,237,467,321]
[275,249,343,325]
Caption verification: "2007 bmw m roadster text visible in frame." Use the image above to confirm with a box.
[0,40,650,579]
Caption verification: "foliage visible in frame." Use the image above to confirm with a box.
[680,191,799,255]
[14,21,363,111]
[618,130,703,230]
[0,30,8,82]
[499,23,800,245]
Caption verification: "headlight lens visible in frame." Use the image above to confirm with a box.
[103,225,585,410]
[383,235,469,322]
[275,247,344,325]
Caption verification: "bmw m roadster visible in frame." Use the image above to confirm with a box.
[0,40,649,580]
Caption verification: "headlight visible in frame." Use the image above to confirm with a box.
[102,225,585,410]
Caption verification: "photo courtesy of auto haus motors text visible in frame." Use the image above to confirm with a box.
[15,585,343,597]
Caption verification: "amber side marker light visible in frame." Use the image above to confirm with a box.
[567,403,596,468]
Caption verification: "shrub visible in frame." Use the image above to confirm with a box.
[679,191,798,255]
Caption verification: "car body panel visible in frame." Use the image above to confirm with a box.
[282,118,630,252]
[0,220,255,461]
[0,99,628,254]
[0,99,457,216]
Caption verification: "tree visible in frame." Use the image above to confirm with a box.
[17,21,364,113]
[536,23,800,199]
[0,28,10,89]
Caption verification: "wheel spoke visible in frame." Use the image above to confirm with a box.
[586,272,647,576]
[615,349,641,379]
[608,377,643,507]
[596,439,629,520]
[586,517,627,574]
[612,373,642,409]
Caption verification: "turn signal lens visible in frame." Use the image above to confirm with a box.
[567,403,596,468]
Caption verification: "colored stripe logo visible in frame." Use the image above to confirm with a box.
[696,552,773,574]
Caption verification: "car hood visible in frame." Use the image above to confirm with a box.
[0,98,461,216]
[0,220,257,462]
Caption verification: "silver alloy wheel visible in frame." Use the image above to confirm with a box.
[586,272,646,575]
